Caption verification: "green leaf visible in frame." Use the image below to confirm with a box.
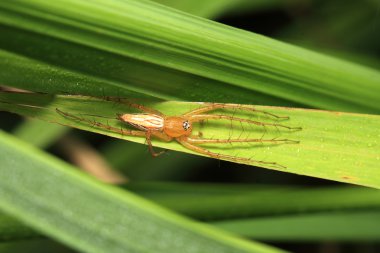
[0,130,283,253]
[0,0,379,113]
[127,182,380,220]
[4,182,380,242]
[1,92,379,188]
[212,211,380,241]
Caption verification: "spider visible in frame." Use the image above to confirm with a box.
[56,98,301,168]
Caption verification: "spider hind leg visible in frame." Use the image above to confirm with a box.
[56,108,146,137]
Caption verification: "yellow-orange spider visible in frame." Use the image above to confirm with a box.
[56,99,301,168]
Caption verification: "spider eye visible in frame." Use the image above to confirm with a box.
[183,121,191,131]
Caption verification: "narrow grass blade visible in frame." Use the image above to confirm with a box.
[212,211,380,241]
[0,92,379,188]
[128,183,380,220]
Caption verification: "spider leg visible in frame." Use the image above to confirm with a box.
[176,136,286,168]
[145,131,172,157]
[56,108,146,137]
[189,114,301,130]
[183,103,289,119]
[103,96,163,116]
[145,131,166,157]
[185,136,299,144]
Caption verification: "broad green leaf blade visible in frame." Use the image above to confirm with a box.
[212,211,380,241]
[0,92,379,188]
[4,182,380,242]
[0,130,283,253]
[0,0,379,112]
[0,40,286,106]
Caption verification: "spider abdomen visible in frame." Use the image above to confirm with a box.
[164,116,192,137]
[118,113,164,131]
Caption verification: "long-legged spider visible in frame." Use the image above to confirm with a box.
[56,99,301,168]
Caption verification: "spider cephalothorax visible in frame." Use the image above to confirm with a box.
[162,117,192,138]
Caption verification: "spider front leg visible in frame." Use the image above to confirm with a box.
[187,113,301,144]
[183,103,290,120]
[189,114,301,130]
[176,136,286,168]
[185,136,299,144]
